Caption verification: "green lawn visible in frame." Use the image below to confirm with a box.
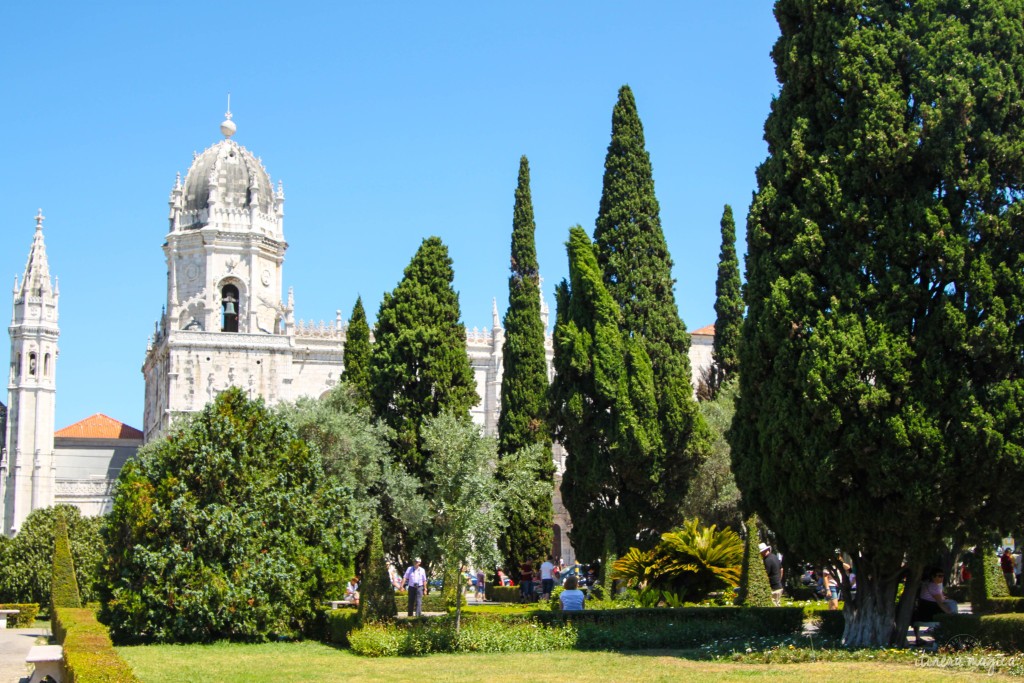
[117,641,1006,682]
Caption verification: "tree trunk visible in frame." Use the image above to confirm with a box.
[455,574,463,636]
[893,564,923,648]
[842,568,900,647]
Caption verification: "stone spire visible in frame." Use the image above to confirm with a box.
[18,210,53,300]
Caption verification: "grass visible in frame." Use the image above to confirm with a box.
[117,641,1011,682]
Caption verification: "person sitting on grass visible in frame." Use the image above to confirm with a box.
[559,576,586,611]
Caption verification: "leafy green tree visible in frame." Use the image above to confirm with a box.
[0,505,104,605]
[736,515,773,607]
[731,0,1024,647]
[99,388,365,643]
[497,156,554,581]
[421,413,547,633]
[358,518,397,623]
[680,380,742,531]
[50,517,82,609]
[550,226,662,560]
[709,204,743,397]
[370,236,479,484]
[342,296,372,405]
[593,84,711,529]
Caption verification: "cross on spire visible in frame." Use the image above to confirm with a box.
[35,208,45,231]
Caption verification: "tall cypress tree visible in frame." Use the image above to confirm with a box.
[731,0,1024,647]
[592,85,711,531]
[550,226,662,560]
[710,204,743,396]
[370,236,479,483]
[342,296,372,404]
[497,156,554,579]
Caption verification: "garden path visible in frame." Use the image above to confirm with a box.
[0,627,49,683]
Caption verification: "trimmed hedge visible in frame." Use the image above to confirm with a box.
[983,597,1024,614]
[936,613,1024,651]
[53,607,141,682]
[0,603,40,627]
[813,611,846,639]
[347,607,805,656]
[485,585,521,603]
[51,518,82,609]
[326,609,362,646]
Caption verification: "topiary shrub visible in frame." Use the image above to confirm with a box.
[51,517,82,609]
[0,603,40,627]
[982,597,1024,614]
[736,515,773,606]
[486,585,521,603]
[358,518,396,624]
[972,550,1010,614]
[54,607,142,682]
[326,609,362,646]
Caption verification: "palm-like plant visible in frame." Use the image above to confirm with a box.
[611,519,743,603]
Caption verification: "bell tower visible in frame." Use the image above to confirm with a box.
[2,210,59,534]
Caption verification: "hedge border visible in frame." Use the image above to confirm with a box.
[53,607,142,683]
[0,603,40,628]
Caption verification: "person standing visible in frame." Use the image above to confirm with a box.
[539,555,555,599]
[759,543,784,606]
[402,557,427,617]
[1001,548,1016,590]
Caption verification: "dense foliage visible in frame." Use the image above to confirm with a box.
[50,516,82,609]
[709,204,743,397]
[341,296,372,405]
[54,607,142,683]
[550,226,662,560]
[497,155,554,581]
[731,0,1024,647]
[359,518,398,623]
[99,388,364,643]
[736,515,774,607]
[611,519,743,604]
[0,504,104,605]
[592,84,711,530]
[680,380,742,530]
[369,236,478,484]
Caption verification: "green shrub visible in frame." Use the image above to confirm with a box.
[51,517,82,609]
[971,551,1010,614]
[485,585,521,603]
[0,603,40,627]
[53,607,142,682]
[358,518,396,623]
[736,515,773,606]
[325,609,362,645]
[423,591,464,612]
[348,618,574,656]
[937,613,1024,651]
[983,597,1024,614]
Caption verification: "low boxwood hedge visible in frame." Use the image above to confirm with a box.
[936,613,1024,651]
[347,606,805,656]
[53,607,141,682]
[325,609,362,646]
[982,597,1024,614]
[485,585,521,603]
[0,603,40,628]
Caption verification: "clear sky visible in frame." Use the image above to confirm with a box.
[1,1,781,431]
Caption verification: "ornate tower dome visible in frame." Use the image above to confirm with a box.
[168,112,284,238]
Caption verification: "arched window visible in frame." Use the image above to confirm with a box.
[44,353,51,377]
[221,284,239,333]
[28,352,37,376]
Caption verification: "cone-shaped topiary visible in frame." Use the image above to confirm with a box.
[358,518,397,623]
[736,515,774,607]
[970,550,1010,613]
[51,516,82,609]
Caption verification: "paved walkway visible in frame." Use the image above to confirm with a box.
[0,627,50,683]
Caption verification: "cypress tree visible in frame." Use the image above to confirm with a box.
[592,85,711,531]
[731,0,1024,647]
[736,515,773,607]
[50,516,82,609]
[710,204,743,397]
[342,296,372,404]
[550,226,662,560]
[497,156,554,580]
[358,518,397,623]
[370,236,478,483]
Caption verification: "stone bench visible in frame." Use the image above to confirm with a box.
[0,608,19,628]
[912,620,940,646]
[26,644,63,683]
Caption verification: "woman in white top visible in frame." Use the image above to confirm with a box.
[559,576,586,611]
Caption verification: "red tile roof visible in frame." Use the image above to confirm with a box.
[691,324,715,336]
[55,414,143,440]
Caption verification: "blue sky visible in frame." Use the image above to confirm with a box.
[1,2,780,431]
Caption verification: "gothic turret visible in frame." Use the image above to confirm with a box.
[3,210,60,534]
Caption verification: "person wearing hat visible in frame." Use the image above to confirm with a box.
[402,557,427,617]
[759,542,784,606]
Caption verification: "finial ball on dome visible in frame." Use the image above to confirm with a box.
[220,118,237,138]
